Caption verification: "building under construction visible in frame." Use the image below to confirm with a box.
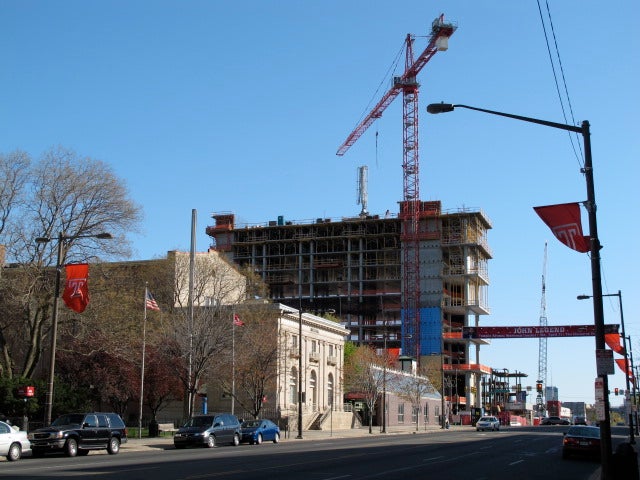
[206,201,492,411]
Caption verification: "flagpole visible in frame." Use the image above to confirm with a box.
[139,284,148,439]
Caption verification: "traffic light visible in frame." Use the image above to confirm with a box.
[614,387,619,396]
[536,382,543,393]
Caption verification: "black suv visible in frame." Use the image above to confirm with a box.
[28,412,128,457]
[174,413,241,448]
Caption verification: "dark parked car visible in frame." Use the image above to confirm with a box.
[240,419,281,444]
[541,416,570,425]
[562,425,601,460]
[174,413,241,449]
[28,413,127,457]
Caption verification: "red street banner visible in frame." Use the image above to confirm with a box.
[615,358,634,379]
[533,203,590,253]
[62,263,90,313]
[463,324,619,339]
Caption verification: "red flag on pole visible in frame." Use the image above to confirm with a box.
[605,333,626,356]
[615,358,634,379]
[62,263,90,313]
[533,203,590,253]
[233,314,245,327]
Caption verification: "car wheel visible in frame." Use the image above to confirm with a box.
[273,432,280,444]
[65,438,78,457]
[7,442,21,461]
[232,433,240,446]
[107,437,120,455]
[207,435,216,448]
[256,433,262,445]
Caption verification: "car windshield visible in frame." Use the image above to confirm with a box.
[52,414,85,426]
[242,420,261,428]
[184,416,214,428]
[479,417,493,422]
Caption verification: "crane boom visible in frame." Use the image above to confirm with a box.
[336,16,456,156]
[336,14,456,361]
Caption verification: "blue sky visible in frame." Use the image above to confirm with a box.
[2,1,638,408]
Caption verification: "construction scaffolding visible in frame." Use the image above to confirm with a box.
[206,206,492,410]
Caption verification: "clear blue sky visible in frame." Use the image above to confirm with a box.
[2,1,638,408]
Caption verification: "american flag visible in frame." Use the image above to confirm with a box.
[145,291,160,311]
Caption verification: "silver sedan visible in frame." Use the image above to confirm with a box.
[0,421,31,461]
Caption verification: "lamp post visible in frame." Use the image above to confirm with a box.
[579,290,634,444]
[629,338,639,436]
[35,231,112,426]
[427,102,613,478]
[375,333,388,434]
[296,307,303,439]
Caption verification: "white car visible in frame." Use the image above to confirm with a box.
[476,416,500,431]
[0,421,31,461]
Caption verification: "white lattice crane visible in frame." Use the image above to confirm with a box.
[536,243,548,413]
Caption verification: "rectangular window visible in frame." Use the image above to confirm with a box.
[424,404,429,423]
[398,404,405,424]
[328,344,334,356]
[291,335,297,347]
[311,340,317,353]
[412,406,418,424]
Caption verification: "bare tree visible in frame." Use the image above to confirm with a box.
[396,365,438,431]
[0,150,30,239]
[344,346,385,433]
[161,251,247,420]
[217,303,280,419]
[0,146,142,379]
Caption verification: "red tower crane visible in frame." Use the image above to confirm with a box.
[336,14,456,360]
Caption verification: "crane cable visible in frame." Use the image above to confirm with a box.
[536,0,584,168]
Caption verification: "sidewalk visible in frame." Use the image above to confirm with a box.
[122,424,447,452]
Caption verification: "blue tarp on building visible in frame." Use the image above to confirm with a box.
[420,307,442,356]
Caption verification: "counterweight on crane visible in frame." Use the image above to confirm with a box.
[336,14,456,360]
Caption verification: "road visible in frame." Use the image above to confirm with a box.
[1,426,614,480]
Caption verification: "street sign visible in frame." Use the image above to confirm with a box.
[595,378,604,401]
[596,349,615,376]
[595,401,606,421]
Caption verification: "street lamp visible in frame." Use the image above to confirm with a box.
[296,307,303,439]
[428,102,613,478]
[578,290,634,444]
[375,333,389,434]
[35,231,112,426]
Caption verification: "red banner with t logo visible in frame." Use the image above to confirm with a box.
[62,263,90,313]
[533,202,590,253]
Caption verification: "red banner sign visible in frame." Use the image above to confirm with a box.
[62,263,90,313]
[463,324,619,339]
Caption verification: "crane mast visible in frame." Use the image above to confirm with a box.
[336,15,456,360]
[537,243,548,414]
